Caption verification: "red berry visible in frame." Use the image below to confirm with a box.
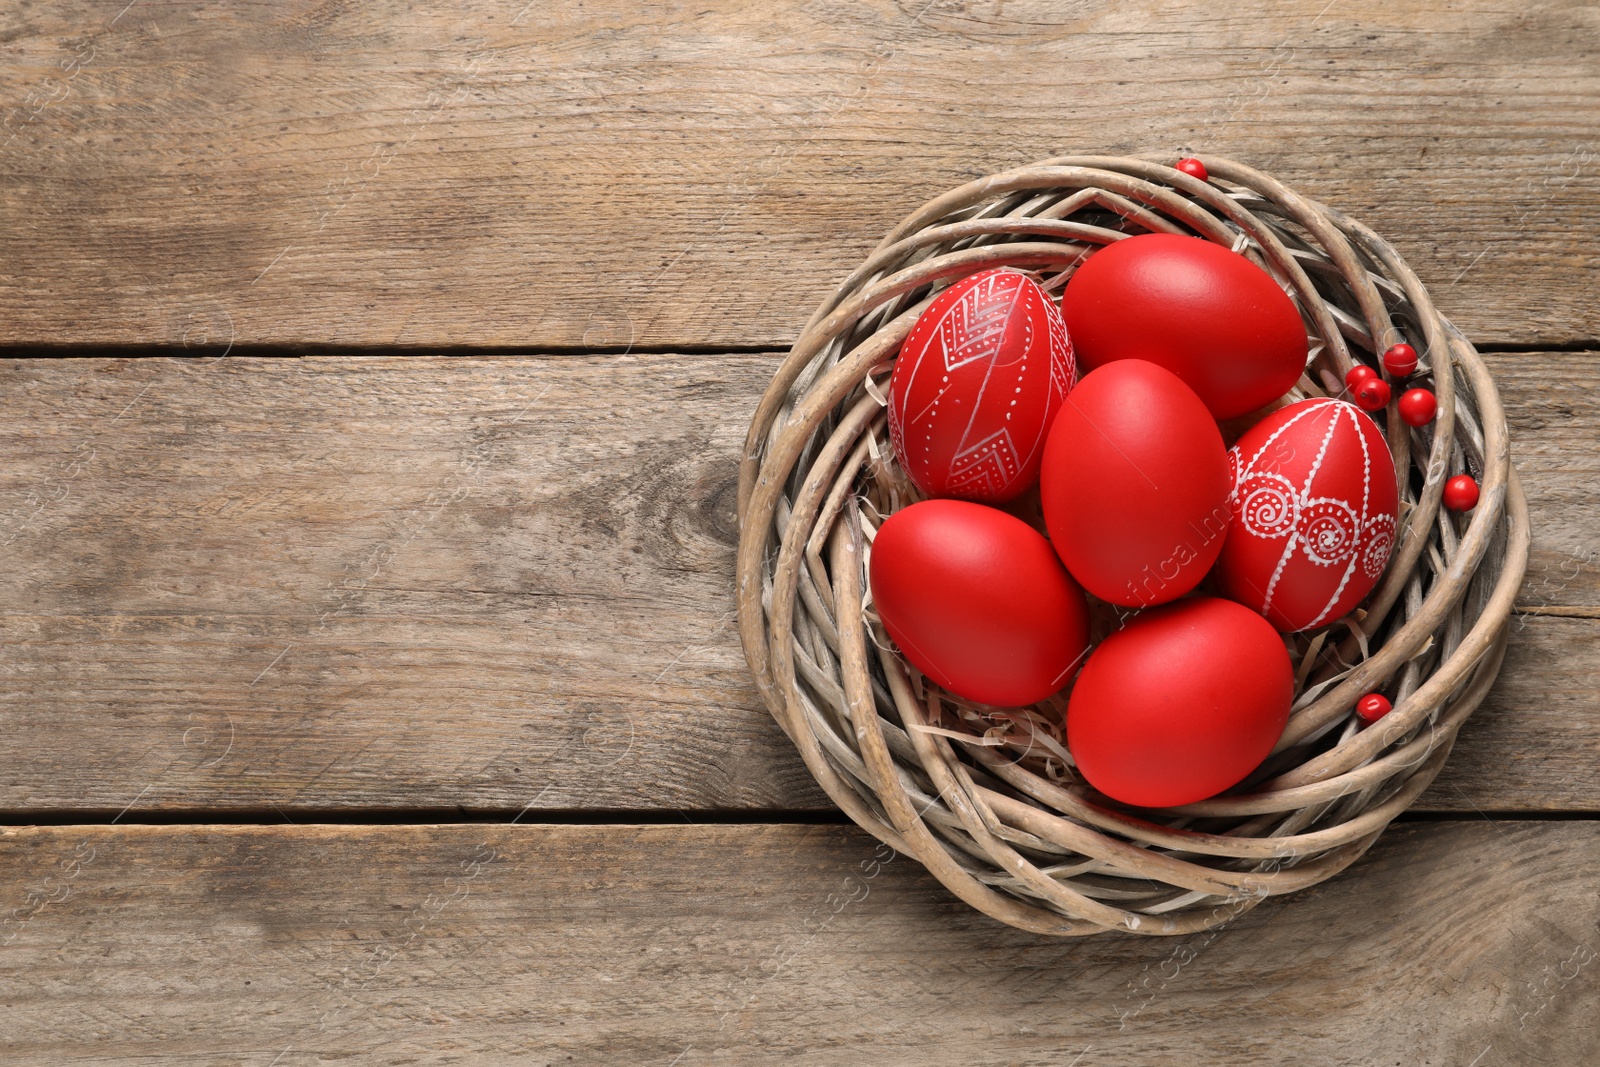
[1356,693,1392,724]
[1352,377,1391,411]
[1344,365,1378,392]
[1175,157,1209,182]
[1397,388,1437,427]
[1443,474,1480,512]
[1382,343,1418,377]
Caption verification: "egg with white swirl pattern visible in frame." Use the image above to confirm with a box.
[1212,398,1398,632]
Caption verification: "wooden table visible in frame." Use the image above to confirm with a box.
[2,2,1596,1063]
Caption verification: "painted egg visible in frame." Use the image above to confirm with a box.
[1039,360,1232,608]
[1067,597,1293,808]
[888,268,1074,503]
[1061,233,1308,419]
[869,499,1090,707]
[1213,398,1399,632]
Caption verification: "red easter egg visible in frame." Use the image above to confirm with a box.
[888,268,1074,503]
[1061,233,1308,419]
[1067,597,1293,808]
[869,499,1091,707]
[1213,398,1399,632]
[1040,360,1232,608]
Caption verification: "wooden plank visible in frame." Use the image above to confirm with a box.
[1423,615,1600,812]
[0,353,815,813]
[1,1,1596,350]
[1491,351,1600,613]
[0,820,1595,1063]
[0,353,1595,813]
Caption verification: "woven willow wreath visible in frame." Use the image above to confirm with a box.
[735,156,1529,936]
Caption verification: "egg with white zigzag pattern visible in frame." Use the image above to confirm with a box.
[888,268,1074,504]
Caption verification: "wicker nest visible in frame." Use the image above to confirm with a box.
[735,156,1530,936]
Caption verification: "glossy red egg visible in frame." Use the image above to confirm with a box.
[1213,398,1399,632]
[1039,360,1232,608]
[1061,233,1308,419]
[888,268,1074,503]
[1067,597,1293,808]
[869,499,1090,707]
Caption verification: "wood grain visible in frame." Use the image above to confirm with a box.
[0,353,1593,814]
[0,820,1595,1064]
[1491,351,1600,612]
[0,3,1590,1043]
[0,353,804,813]
[1,1,1596,350]
[1423,615,1600,812]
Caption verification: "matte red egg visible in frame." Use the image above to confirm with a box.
[1061,233,1308,419]
[1067,597,1293,807]
[1039,360,1232,608]
[889,268,1074,503]
[869,499,1090,707]
[1213,398,1399,632]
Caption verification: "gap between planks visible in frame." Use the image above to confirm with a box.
[0,343,1594,360]
[0,810,1593,829]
